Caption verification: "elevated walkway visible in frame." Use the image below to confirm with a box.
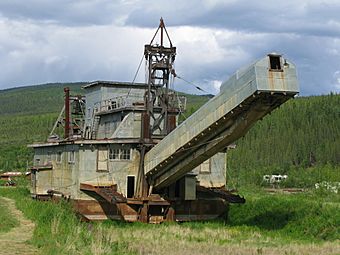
[144,54,299,190]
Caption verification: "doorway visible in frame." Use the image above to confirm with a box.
[127,176,135,198]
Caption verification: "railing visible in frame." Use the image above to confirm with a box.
[94,96,143,114]
[94,94,187,114]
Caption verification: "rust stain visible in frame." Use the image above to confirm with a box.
[268,70,275,91]
[280,71,287,91]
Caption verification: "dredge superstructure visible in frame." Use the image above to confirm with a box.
[30,19,299,222]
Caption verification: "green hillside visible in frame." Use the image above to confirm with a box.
[0,83,85,169]
[228,93,340,187]
[0,83,339,188]
[0,82,84,116]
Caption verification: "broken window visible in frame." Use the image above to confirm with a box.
[269,55,282,71]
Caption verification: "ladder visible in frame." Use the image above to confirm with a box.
[91,115,100,139]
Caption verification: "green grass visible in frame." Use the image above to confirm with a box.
[0,195,19,233]
[0,187,132,255]
[0,186,339,255]
[228,190,340,242]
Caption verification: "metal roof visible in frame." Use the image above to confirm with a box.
[82,80,149,89]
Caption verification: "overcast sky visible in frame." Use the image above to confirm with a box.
[0,0,339,95]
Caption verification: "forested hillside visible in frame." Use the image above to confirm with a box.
[0,83,84,169]
[0,83,84,116]
[227,93,340,187]
[0,83,339,187]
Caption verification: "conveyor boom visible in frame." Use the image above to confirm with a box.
[144,54,299,190]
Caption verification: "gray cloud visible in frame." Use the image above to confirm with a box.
[0,0,339,96]
[126,1,340,37]
[0,0,133,26]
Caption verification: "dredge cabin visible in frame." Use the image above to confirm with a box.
[30,81,229,221]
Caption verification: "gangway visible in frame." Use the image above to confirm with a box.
[145,53,299,190]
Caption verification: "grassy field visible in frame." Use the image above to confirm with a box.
[0,185,339,255]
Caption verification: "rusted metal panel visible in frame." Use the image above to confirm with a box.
[172,199,228,222]
[141,112,151,140]
[167,115,176,133]
[80,183,126,203]
[70,195,229,223]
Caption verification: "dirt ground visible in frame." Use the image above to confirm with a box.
[0,197,39,255]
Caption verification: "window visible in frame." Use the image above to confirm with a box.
[109,147,131,161]
[68,150,75,163]
[109,148,120,160]
[120,149,131,160]
[57,151,62,163]
[111,101,117,109]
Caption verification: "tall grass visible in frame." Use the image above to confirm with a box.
[228,191,340,241]
[0,187,132,255]
[0,186,339,255]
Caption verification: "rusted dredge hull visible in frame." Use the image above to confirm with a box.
[43,184,242,223]
[72,184,243,222]
[72,198,229,223]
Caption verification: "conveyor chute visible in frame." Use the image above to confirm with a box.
[144,54,299,190]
